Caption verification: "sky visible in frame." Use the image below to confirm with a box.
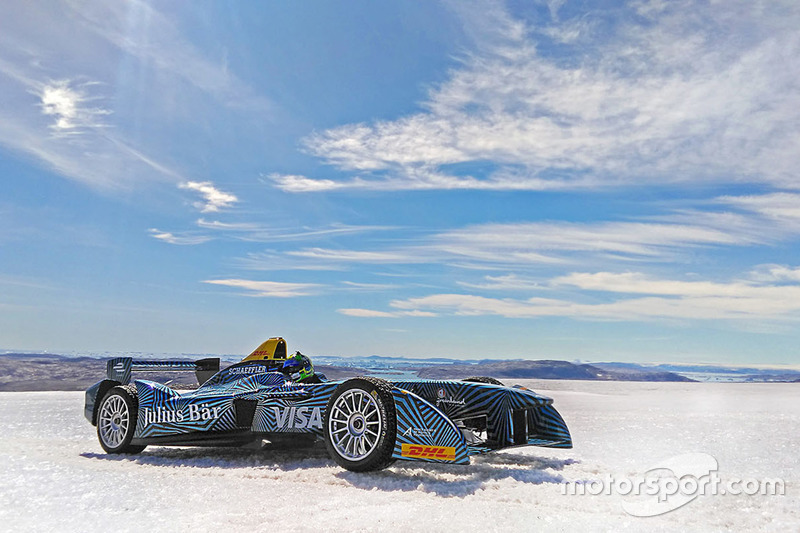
[2,0,800,365]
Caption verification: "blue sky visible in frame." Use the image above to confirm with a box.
[2,0,800,365]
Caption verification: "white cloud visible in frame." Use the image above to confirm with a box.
[0,56,181,189]
[458,274,544,291]
[38,79,111,134]
[0,58,179,190]
[434,220,750,262]
[179,181,238,213]
[0,114,181,191]
[235,251,349,272]
[268,174,347,193]
[719,193,800,226]
[195,219,263,232]
[245,189,800,273]
[390,294,567,318]
[0,1,270,191]
[337,308,399,318]
[748,264,800,283]
[148,229,211,246]
[203,279,320,298]
[270,168,597,193]
[269,215,765,271]
[551,272,774,298]
[337,308,437,318]
[270,0,800,192]
[286,248,424,264]
[195,219,394,243]
[382,270,800,321]
[67,0,271,111]
[339,281,398,291]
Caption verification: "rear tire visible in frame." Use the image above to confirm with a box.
[462,376,504,386]
[324,377,396,472]
[97,385,146,454]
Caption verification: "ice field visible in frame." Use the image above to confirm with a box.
[1,381,797,532]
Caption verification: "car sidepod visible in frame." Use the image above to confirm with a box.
[130,374,293,444]
[250,383,338,435]
[133,380,241,440]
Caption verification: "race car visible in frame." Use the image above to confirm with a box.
[84,337,572,471]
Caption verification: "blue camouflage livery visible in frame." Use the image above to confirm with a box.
[85,354,572,470]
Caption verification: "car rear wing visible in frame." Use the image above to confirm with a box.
[106,357,221,386]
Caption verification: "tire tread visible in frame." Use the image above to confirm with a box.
[324,376,396,472]
[98,385,146,454]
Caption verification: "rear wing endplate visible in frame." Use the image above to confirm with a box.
[106,357,220,385]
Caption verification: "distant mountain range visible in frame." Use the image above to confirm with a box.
[414,360,694,381]
[1,352,798,391]
[0,353,369,391]
[590,362,800,383]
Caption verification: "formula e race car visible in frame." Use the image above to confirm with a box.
[84,338,572,471]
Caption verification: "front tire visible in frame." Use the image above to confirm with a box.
[324,377,396,472]
[97,385,146,454]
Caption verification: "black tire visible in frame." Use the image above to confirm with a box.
[97,385,146,454]
[324,377,396,472]
[462,376,504,386]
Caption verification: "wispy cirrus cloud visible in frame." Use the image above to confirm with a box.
[203,279,320,298]
[148,229,211,246]
[179,181,238,213]
[201,278,400,300]
[339,281,399,292]
[268,168,597,193]
[432,219,752,263]
[457,274,544,291]
[268,174,349,193]
[38,79,111,134]
[718,193,800,226]
[377,269,800,322]
[235,251,349,272]
[195,219,394,243]
[337,308,437,318]
[270,0,800,193]
[67,0,271,112]
[551,271,788,298]
[0,1,271,191]
[233,219,737,272]
[0,63,179,189]
[286,248,425,264]
[337,308,400,318]
[237,191,800,272]
[748,264,800,283]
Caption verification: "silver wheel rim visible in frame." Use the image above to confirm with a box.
[98,394,130,449]
[328,389,382,460]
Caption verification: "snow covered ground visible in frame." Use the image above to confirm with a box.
[1,381,797,532]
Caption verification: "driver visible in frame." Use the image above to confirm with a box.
[281,351,320,383]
